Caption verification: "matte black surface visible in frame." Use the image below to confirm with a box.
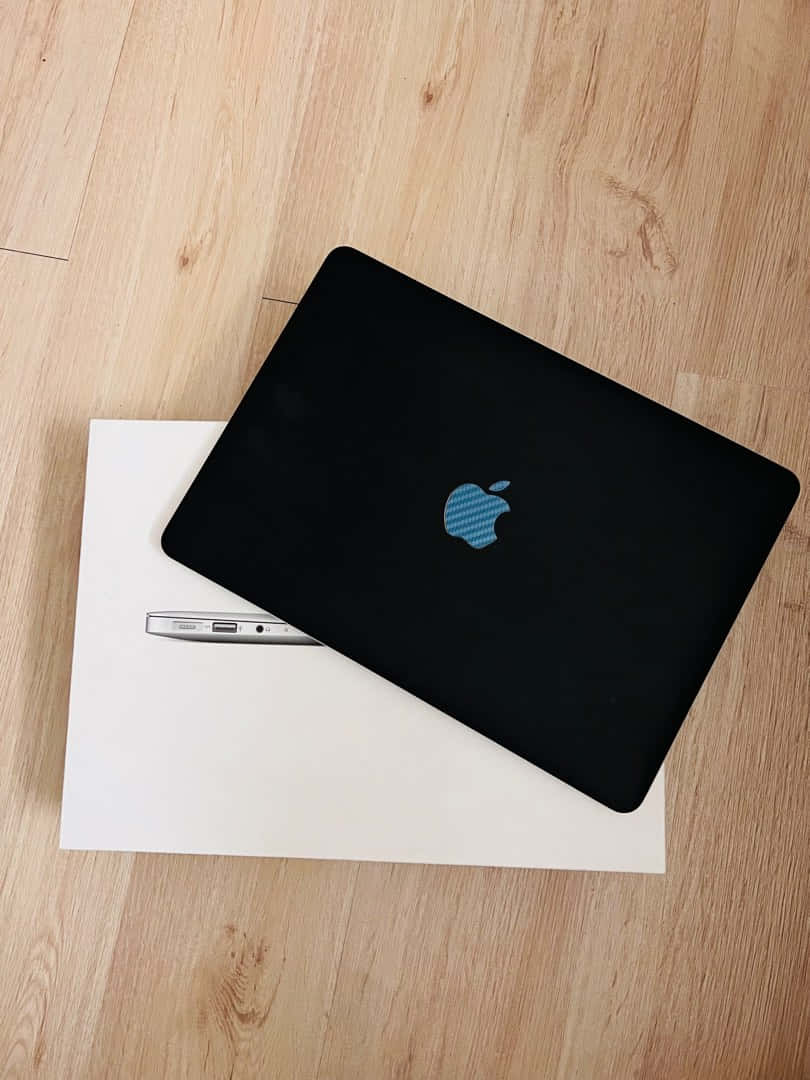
[162,247,799,811]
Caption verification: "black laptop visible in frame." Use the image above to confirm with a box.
[162,248,799,811]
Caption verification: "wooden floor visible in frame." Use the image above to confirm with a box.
[1,1,808,1076]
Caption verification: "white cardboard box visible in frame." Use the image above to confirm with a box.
[61,420,665,871]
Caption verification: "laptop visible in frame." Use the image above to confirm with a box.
[144,610,317,644]
[161,247,799,811]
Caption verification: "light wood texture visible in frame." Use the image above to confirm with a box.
[262,0,810,398]
[86,857,358,1079]
[0,1,134,258]
[1,0,808,1076]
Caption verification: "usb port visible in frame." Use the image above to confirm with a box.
[212,621,237,633]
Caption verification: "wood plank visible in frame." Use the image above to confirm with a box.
[88,857,358,1079]
[262,0,810,399]
[38,0,322,421]
[0,0,134,257]
[0,2,27,101]
[316,864,590,1079]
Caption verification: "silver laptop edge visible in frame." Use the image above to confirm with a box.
[145,611,319,645]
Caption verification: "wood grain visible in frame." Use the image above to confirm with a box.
[0,0,134,258]
[86,857,358,1079]
[262,0,810,397]
[33,0,322,420]
[1,0,808,1076]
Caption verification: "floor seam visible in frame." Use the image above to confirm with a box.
[0,246,68,262]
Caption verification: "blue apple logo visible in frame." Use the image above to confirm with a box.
[444,480,511,549]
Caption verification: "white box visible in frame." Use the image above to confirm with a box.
[61,421,665,871]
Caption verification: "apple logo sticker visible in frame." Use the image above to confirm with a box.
[444,481,511,549]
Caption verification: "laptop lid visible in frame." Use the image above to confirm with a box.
[161,248,799,811]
